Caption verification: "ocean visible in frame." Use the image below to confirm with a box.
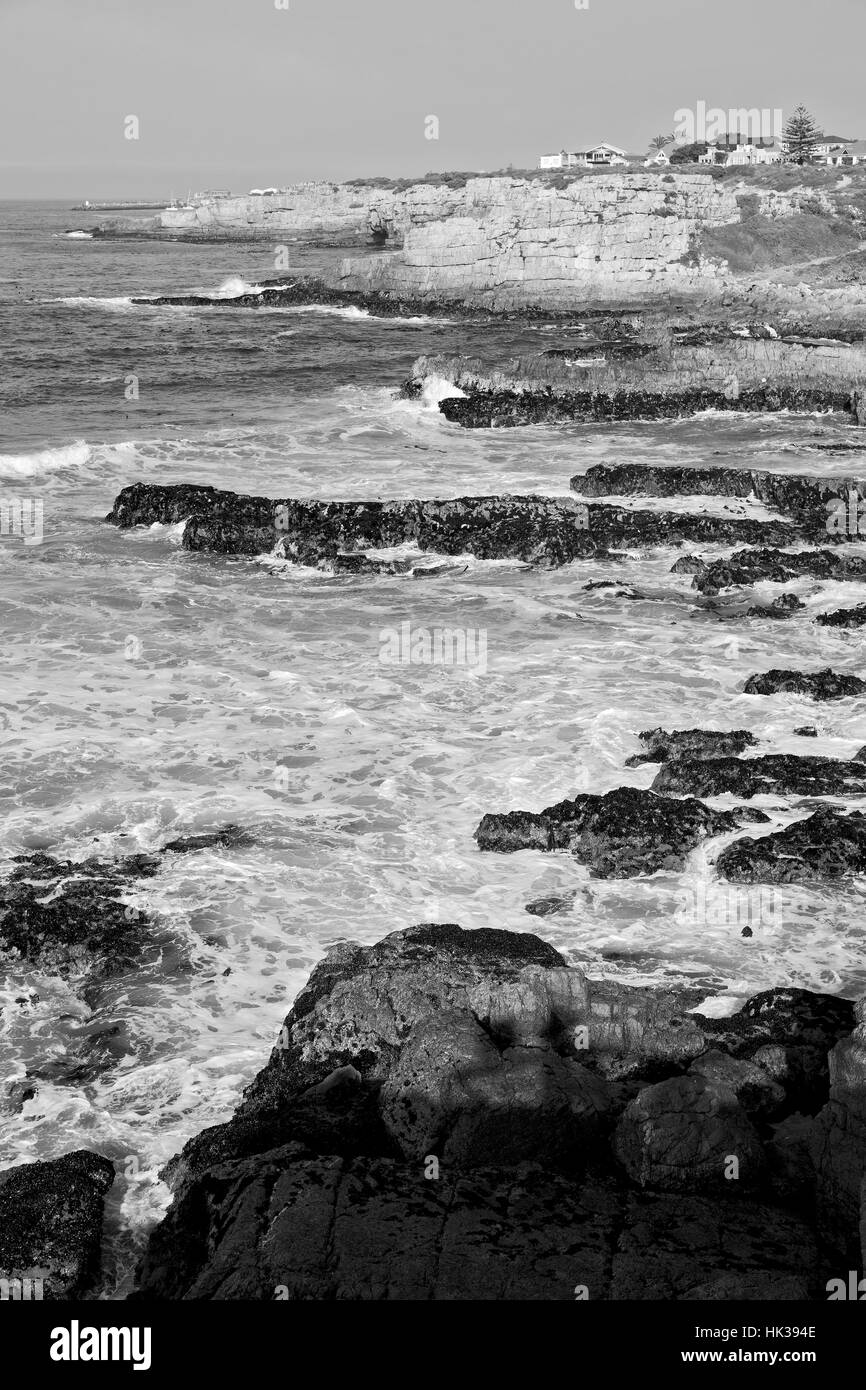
[2,199,866,1295]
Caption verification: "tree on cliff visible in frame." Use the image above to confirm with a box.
[648,133,675,151]
[670,142,708,164]
[784,105,821,163]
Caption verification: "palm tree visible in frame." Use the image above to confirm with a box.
[649,133,675,151]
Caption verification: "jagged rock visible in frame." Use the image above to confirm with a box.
[670,553,707,574]
[794,726,819,737]
[651,753,866,798]
[612,1074,766,1191]
[716,807,866,883]
[624,726,756,768]
[474,787,758,877]
[130,925,851,1301]
[586,979,708,1079]
[163,924,598,1191]
[689,548,866,596]
[689,1050,786,1119]
[816,602,866,628]
[0,1151,115,1299]
[746,592,806,618]
[743,668,866,700]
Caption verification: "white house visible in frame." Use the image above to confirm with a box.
[828,140,866,165]
[725,140,786,166]
[644,141,678,167]
[540,143,628,169]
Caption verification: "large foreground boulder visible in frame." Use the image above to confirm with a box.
[130,925,863,1300]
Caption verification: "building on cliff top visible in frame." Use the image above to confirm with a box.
[539,143,628,169]
[643,141,678,167]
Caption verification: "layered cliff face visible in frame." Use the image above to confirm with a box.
[333,173,747,307]
[155,180,475,241]
[98,172,861,310]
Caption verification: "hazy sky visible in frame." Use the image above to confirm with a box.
[2,0,864,197]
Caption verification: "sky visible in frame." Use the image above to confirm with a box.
[1,0,864,198]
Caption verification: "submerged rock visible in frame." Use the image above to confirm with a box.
[625,726,756,767]
[0,827,254,980]
[474,786,762,877]
[0,1150,115,1299]
[524,892,578,917]
[743,668,866,700]
[652,753,866,799]
[716,807,866,883]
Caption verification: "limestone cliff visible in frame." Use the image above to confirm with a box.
[153,181,473,241]
[334,174,839,308]
[97,172,855,311]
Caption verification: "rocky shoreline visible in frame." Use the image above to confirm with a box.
[8,173,866,1299]
[123,924,864,1300]
[3,449,861,1300]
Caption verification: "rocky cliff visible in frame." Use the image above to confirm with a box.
[332,173,743,306]
[146,180,476,242]
[98,174,834,309]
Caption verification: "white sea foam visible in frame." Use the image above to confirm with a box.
[54,295,133,309]
[0,440,92,477]
[0,439,137,480]
[284,304,371,319]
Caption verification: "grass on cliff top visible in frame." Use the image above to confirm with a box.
[702,212,864,273]
[345,165,866,192]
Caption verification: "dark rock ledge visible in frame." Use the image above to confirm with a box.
[473,786,767,878]
[572,461,861,536]
[131,276,537,323]
[433,386,856,430]
[743,669,866,701]
[126,925,864,1300]
[680,547,866,596]
[0,825,254,983]
[625,727,757,767]
[105,483,798,566]
[652,753,866,799]
[572,462,863,537]
[716,807,866,884]
[817,602,866,628]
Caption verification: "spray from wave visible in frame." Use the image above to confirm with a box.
[206,276,266,300]
[0,439,135,479]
